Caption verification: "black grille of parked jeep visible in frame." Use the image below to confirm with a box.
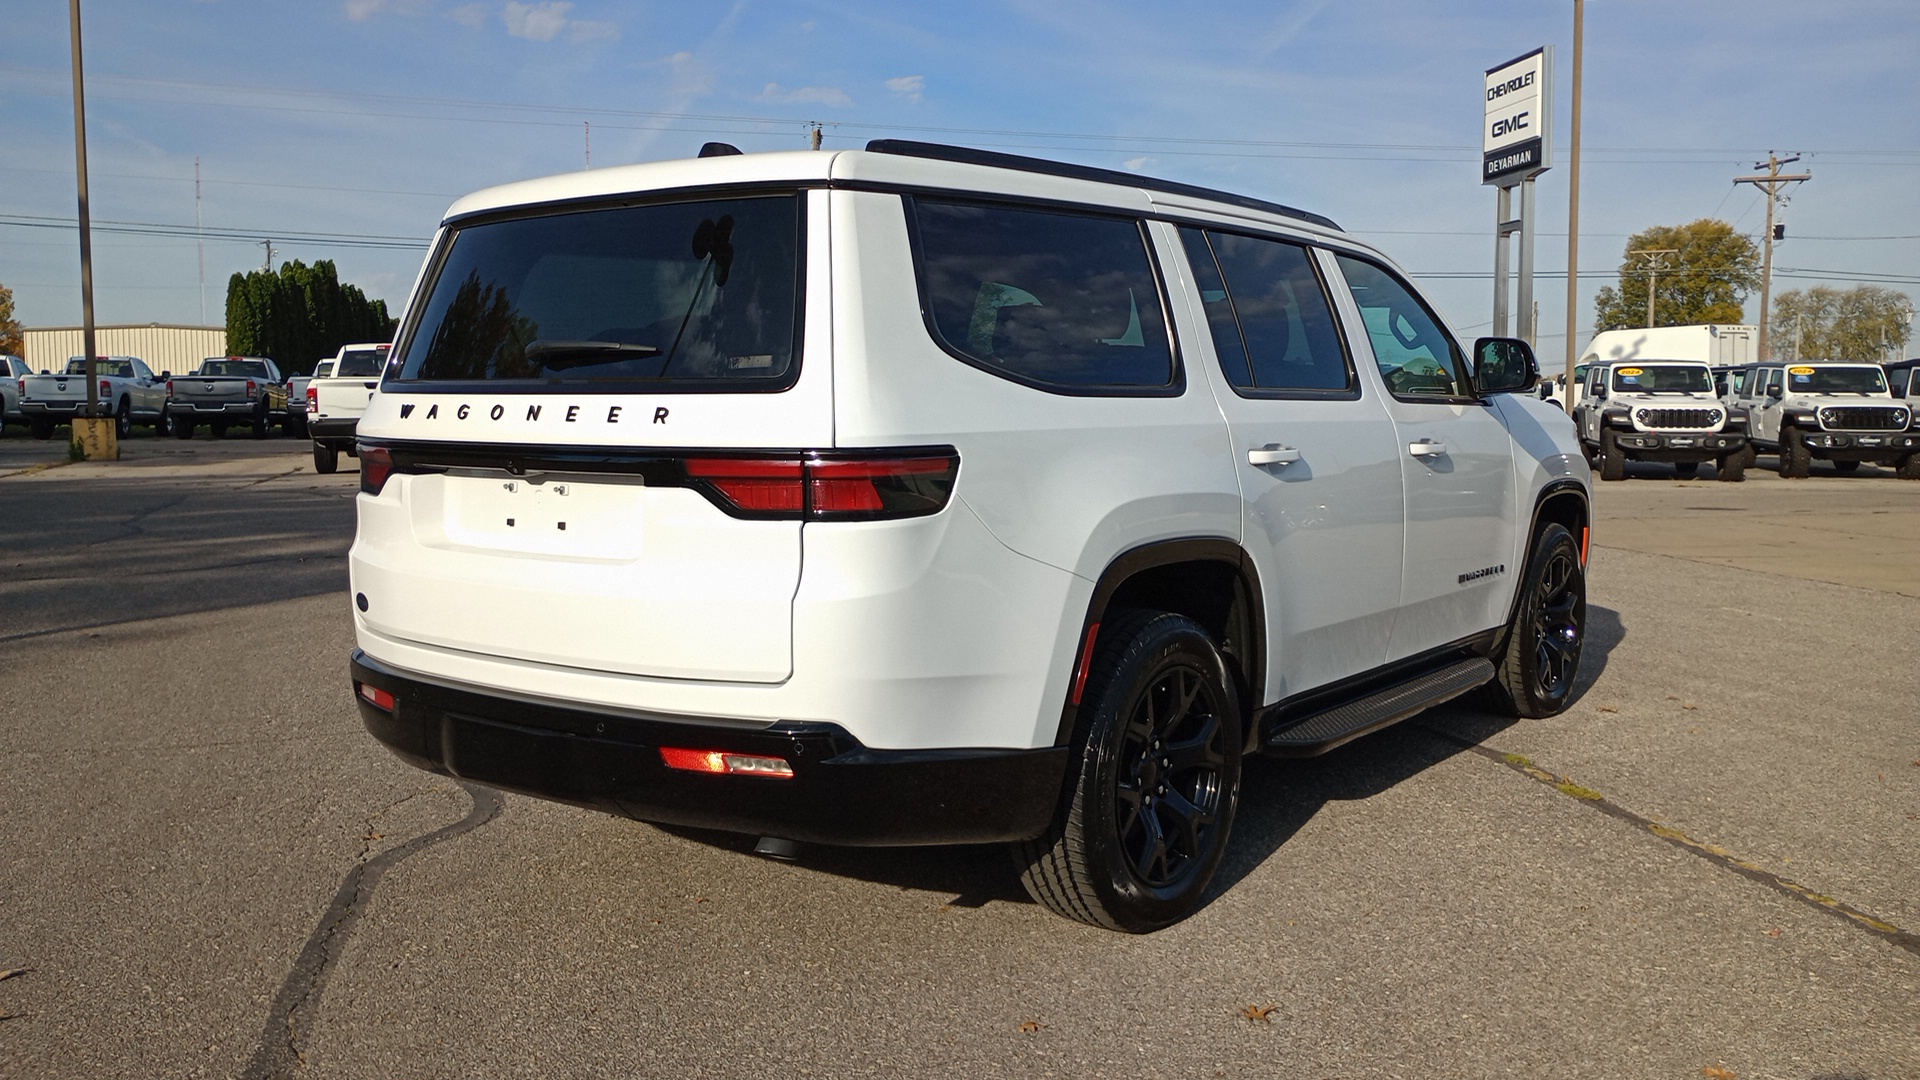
[1817,406,1908,431]
[1639,408,1719,429]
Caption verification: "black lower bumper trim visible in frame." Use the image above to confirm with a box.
[310,418,359,440]
[351,651,1067,846]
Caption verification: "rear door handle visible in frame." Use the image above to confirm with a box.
[1408,438,1447,457]
[1248,444,1301,467]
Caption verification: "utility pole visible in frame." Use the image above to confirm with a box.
[584,121,590,169]
[196,156,205,324]
[1629,247,1676,328]
[808,121,823,150]
[1734,153,1810,360]
[1562,0,1584,391]
[68,0,99,421]
[261,239,274,273]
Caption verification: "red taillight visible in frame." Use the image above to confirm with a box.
[357,683,395,712]
[306,384,318,410]
[683,450,958,521]
[245,379,258,399]
[659,747,794,779]
[165,380,174,399]
[99,379,111,397]
[359,445,394,495]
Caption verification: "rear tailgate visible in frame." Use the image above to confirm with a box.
[350,187,832,685]
[22,374,88,405]
[311,376,379,422]
[171,376,255,408]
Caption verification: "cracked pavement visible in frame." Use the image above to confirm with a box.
[0,442,1915,1079]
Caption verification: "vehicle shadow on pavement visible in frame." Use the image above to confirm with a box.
[653,605,1628,919]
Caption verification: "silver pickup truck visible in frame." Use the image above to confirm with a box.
[18,356,172,439]
[168,356,290,439]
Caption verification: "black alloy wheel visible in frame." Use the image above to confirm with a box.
[1488,523,1585,718]
[1015,609,1242,933]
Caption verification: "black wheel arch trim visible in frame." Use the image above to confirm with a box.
[1051,538,1265,751]
[1496,480,1591,652]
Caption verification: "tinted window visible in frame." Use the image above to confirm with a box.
[1333,255,1469,399]
[393,194,801,389]
[1180,228,1351,393]
[1787,365,1886,393]
[199,360,271,378]
[336,349,388,377]
[912,199,1174,391]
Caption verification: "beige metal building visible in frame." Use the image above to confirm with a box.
[23,324,227,377]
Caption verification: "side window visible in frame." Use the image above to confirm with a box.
[1178,227,1353,394]
[1332,254,1470,399]
[133,359,153,380]
[910,198,1176,393]
[1729,370,1746,396]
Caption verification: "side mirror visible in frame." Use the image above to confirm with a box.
[1472,337,1538,394]
[1766,384,1784,399]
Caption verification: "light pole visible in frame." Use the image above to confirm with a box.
[1562,0,1584,390]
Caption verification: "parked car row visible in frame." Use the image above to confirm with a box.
[1564,357,1919,481]
[7,348,389,458]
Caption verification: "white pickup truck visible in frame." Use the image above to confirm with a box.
[17,356,172,439]
[306,342,391,473]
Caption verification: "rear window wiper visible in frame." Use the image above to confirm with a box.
[525,340,663,371]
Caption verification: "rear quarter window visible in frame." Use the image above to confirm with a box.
[390,193,802,392]
[908,198,1178,395]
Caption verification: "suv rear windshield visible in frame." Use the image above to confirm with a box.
[391,194,802,391]
[1610,364,1712,393]
[336,349,388,378]
[1787,365,1887,394]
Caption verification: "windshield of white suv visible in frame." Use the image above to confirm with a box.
[1785,365,1887,394]
[1610,364,1712,394]
[335,349,388,377]
[392,194,800,389]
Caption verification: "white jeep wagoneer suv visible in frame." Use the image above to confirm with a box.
[349,141,1592,931]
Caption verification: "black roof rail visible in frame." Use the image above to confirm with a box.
[863,139,1341,232]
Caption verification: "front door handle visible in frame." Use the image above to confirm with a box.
[1408,438,1447,457]
[1248,444,1301,467]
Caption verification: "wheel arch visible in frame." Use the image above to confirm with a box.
[1051,538,1264,751]
[1495,480,1591,642]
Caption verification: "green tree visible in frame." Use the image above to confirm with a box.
[0,281,24,356]
[1771,285,1915,362]
[1592,219,1760,333]
[224,259,399,374]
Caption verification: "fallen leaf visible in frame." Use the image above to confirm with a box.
[1242,1003,1278,1024]
[1597,705,1618,713]
[1764,927,1783,938]
[1682,703,1699,710]
[1018,1020,1046,1034]
[1702,1067,1736,1080]
[0,969,30,982]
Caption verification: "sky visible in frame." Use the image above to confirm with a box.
[3,0,1917,365]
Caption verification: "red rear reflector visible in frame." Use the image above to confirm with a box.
[358,683,395,711]
[359,445,395,495]
[1071,622,1101,705]
[659,747,795,779]
[1581,525,1591,567]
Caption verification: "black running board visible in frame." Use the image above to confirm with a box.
[1262,657,1495,758]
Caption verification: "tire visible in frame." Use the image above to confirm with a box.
[115,398,132,439]
[174,418,195,439]
[1742,444,1759,469]
[251,403,271,439]
[30,418,54,440]
[1831,460,1860,475]
[1898,453,1920,481]
[1673,460,1699,479]
[211,421,228,439]
[313,441,339,474]
[1779,427,1811,478]
[1598,427,1626,482]
[1486,523,1586,719]
[155,407,173,437]
[1014,610,1242,933]
[1716,451,1746,482]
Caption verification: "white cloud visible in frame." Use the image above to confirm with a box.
[1123,156,1156,172]
[504,1,570,41]
[447,3,490,28]
[755,83,853,107]
[345,0,386,20]
[884,75,924,104]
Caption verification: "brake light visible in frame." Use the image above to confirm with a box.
[659,747,794,779]
[165,380,174,399]
[359,445,394,495]
[306,384,318,410]
[683,449,958,521]
[357,683,395,712]
[99,379,111,398]
[245,379,258,399]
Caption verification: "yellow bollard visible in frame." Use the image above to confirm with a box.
[70,416,120,461]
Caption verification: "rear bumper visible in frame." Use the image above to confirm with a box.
[18,401,95,418]
[309,417,360,440]
[172,401,263,416]
[351,650,1068,846]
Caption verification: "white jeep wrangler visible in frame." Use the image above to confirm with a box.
[1728,361,1918,478]
[348,141,1592,931]
[1572,359,1747,481]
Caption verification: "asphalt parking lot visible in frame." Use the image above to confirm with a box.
[2,434,1915,1079]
